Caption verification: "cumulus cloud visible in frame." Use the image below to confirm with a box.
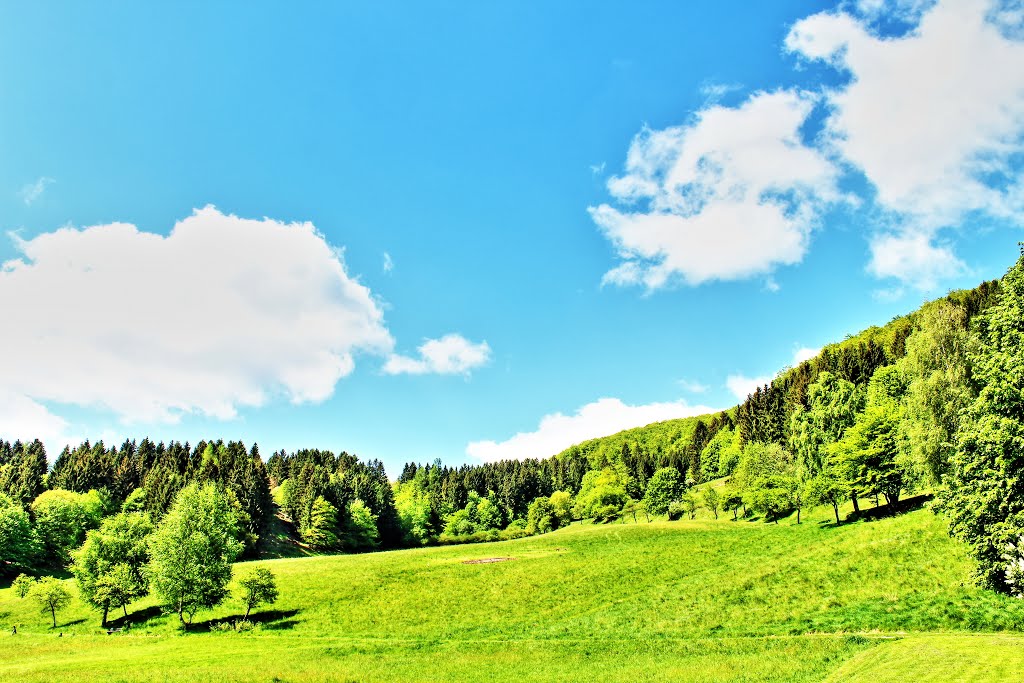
[787,0,1024,288]
[867,230,965,291]
[384,334,491,376]
[20,177,54,205]
[591,90,840,290]
[0,206,393,424]
[726,374,770,401]
[466,397,715,463]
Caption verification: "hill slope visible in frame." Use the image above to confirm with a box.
[3,505,1024,682]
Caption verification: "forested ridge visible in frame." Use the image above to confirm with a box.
[3,250,1024,603]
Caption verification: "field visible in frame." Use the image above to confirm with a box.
[3,505,1024,682]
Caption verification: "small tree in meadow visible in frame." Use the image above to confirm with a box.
[237,566,279,620]
[702,488,720,520]
[148,483,242,629]
[12,573,35,598]
[30,577,72,628]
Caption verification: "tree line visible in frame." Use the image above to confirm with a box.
[1,252,1022,601]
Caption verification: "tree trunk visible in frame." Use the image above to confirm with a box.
[50,605,56,628]
[851,495,860,513]
[101,603,109,628]
[244,604,252,620]
[832,503,840,525]
[796,507,801,524]
[123,604,128,618]
[732,508,737,521]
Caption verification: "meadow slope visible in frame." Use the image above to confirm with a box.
[3,506,1023,682]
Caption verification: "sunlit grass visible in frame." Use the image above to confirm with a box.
[2,506,1021,681]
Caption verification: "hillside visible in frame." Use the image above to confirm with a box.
[3,505,1024,682]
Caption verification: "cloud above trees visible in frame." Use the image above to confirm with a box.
[0,207,486,441]
[595,0,1024,293]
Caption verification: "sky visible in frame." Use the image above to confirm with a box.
[1,0,1023,476]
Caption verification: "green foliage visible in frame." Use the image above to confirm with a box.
[0,493,40,574]
[549,490,573,527]
[236,566,279,619]
[679,493,698,520]
[572,468,627,522]
[29,576,71,628]
[393,481,432,546]
[701,488,720,519]
[12,572,35,598]
[72,511,154,625]
[642,467,682,515]
[30,489,102,566]
[700,426,735,480]
[0,440,48,506]
[300,497,341,551]
[804,468,849,525]
[525,496,556,534]
[944,251,1024,591]
[344,500,379,551]
[898,300,974,485]
[832,366,908,507]
[147,483,243,628]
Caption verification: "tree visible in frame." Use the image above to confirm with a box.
[721,487,744,521]
[236,566,278,620]
[31,489,101,566]
[526,496,556,534]
[898,301,974,485]
[833,366,908,508]
[642,467,682,516]
[147,483,243,629]
[344,500,379,551]
[549,491,573,528]
[944,250,1024,591]
[12,573,35,598]
[702,488,720,520]
[300,497,341,550]
[805,467,849,525]
[30,577,72,628]
[679,493,699,520]
[72,512,154,626]
[573,468,627,522]
[0,493,40,574]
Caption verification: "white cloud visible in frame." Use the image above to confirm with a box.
[787,0,1024,289]
[384,334,491,376]
[726,374,771,401]
[0,206,393,424]
[383,251,394,274]
[867,230,965,290]
[591,90,840,290]
[0,390,78,454]
[20,177,54,205]
[466,397,715,463]
[793,346,821,364]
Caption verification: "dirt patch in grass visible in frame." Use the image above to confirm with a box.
[462,557,514,565]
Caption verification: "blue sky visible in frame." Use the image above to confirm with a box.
[1,0,1022,475]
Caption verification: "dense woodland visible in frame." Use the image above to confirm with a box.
[4,249,1024,612]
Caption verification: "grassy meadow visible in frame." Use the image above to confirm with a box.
[3,504,1024,682]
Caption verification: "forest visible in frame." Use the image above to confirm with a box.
[3,248,1024,623]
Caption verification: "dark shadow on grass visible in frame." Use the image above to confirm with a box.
[846,494,933,523]
[60,618,87,627]
[193,608,300,632]
[106,605,164,629]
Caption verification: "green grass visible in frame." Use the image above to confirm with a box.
[2,506,1022,681]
